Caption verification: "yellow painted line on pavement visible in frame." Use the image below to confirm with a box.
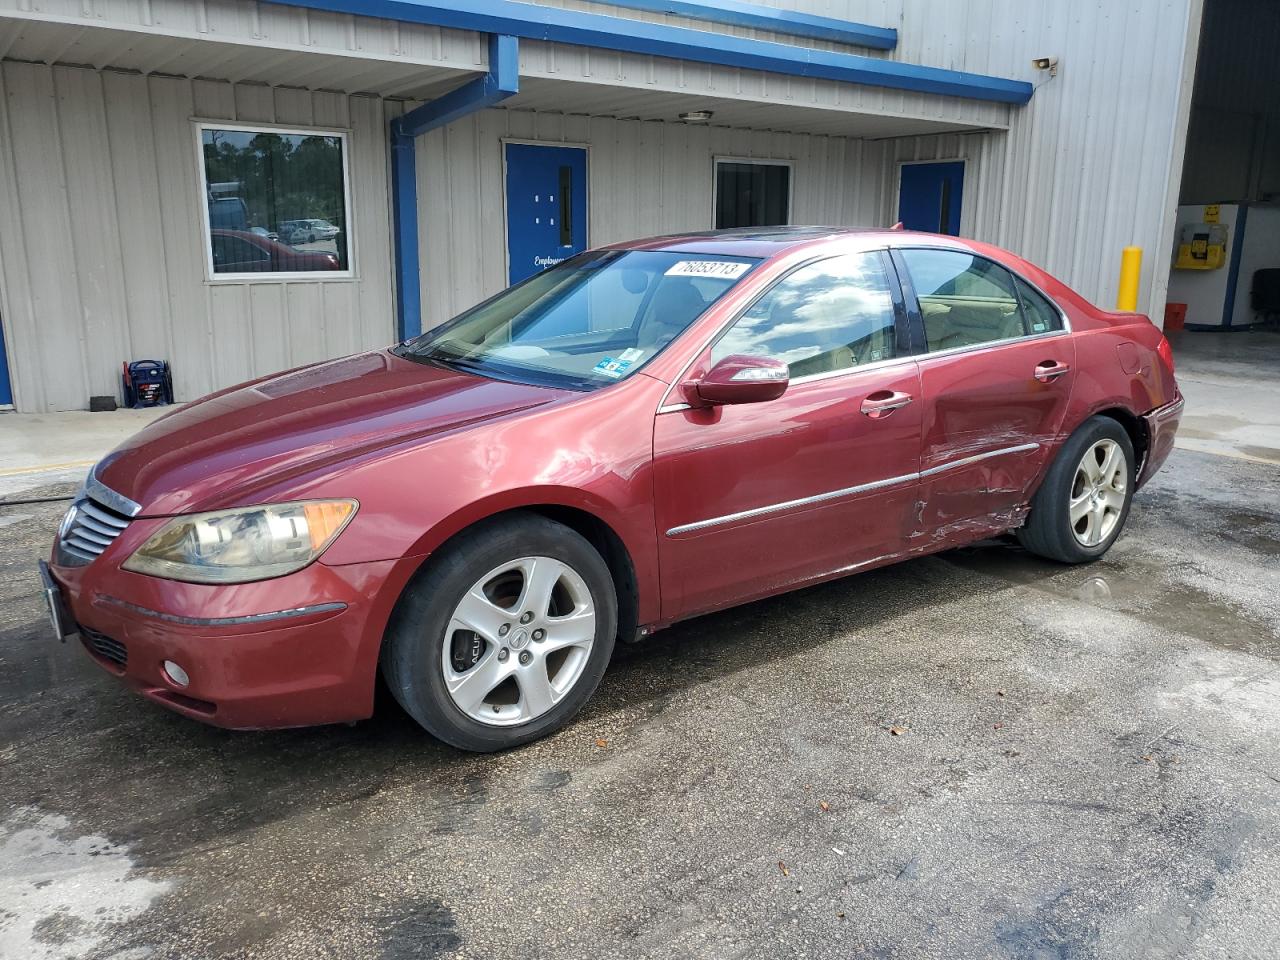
[0,459,94,478]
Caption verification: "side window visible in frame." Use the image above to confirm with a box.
[1015,276,1065,334]
[711,252,897,377]
[900,249,1026,352]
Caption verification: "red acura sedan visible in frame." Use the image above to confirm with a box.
[41,228,1182,751]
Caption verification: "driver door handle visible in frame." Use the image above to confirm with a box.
[860,390,914,419]
[1034,360,1071,382]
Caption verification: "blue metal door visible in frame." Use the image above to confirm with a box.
[0,312,11,406]
[505,143,588,286]
[898,161,965,236]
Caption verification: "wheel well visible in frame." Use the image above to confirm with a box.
[405,505,641,646]
[521,505,640,644]
[1093,407,1149,472]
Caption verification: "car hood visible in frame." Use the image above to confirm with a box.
[96,350,567,516]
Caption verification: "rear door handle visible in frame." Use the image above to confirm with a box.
[1034,360,1071,382]
[860,390,914,419]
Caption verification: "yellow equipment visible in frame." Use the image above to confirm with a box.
[1174,209,1228,270]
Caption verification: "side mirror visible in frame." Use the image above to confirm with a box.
[684,355,790,406]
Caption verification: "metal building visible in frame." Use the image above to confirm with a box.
[0,0,1205,413]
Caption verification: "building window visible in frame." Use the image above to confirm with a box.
[715,159,791,229]
[197,123,352,278]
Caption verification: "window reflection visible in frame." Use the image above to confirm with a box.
[201,126,349,275]
[712,253,897,377]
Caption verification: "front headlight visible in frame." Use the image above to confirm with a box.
[122,500,357,584]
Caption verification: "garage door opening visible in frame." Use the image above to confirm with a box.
[1168,0,1280,340]
[1162,0,1280,467]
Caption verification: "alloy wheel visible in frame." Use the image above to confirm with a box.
[1069,438,1127,547]
[441,556,596,726]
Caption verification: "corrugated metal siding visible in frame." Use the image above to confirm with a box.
[0,0,1206,409]
[410,107,886,329]
[0,0,1012,131]
[514,38,1010,132]
[0,61,396,412]
[0,0,485,74]
[867,0,1203,320]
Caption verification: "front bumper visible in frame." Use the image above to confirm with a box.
[47,551,420,729]
[1137,392,1185,488]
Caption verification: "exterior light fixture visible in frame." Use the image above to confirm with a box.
[679,110,714,122]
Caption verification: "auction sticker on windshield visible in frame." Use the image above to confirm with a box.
[593,357,633,378]
[665,260,751,279]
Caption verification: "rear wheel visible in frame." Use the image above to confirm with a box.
[1017,417,1135,563]
[382,513,617,752]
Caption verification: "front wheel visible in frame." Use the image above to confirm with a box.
[1017,417,1135,564]
[382,513,617,752]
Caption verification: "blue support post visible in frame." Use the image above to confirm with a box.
[391,34,520,341]
[390,130,421,341]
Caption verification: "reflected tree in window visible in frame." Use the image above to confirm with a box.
[201,127,349,274]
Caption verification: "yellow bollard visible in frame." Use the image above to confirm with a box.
[1116,246,1142,312]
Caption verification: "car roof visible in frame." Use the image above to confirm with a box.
[603,226,968,258]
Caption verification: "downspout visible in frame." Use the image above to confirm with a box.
[391,34,520,341]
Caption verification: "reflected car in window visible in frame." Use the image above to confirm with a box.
[279,219,341,244]
[209,229,340,274]
[43,228,1182,752]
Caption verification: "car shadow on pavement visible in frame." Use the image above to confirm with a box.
[3,504,1068,871]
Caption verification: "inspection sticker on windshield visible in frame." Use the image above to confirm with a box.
[593,357,632,378]
[665,260,751,279]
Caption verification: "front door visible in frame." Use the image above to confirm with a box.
[653,251,922,621]
[505,143,588,286]
[898,161,964,235]
[893,246,1075,535]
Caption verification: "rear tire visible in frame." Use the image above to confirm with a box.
[382,512,617,752]
[1017,417,1135,564]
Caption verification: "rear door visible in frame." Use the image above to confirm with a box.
[653,250,923,621]
[892,247,1076,535]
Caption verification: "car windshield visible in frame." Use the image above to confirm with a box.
[395,249,760,390]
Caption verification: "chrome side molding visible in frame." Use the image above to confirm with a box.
[665,471,918,536]
[665,442,1041,537]
[917,442,1041,478]
[98,596,348,626]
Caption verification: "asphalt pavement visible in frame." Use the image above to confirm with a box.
[2,443,1279,960]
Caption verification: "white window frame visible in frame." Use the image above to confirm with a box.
[711,156,795,230]
[194,120,356,283]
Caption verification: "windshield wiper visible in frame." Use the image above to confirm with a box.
[407,344,486,374]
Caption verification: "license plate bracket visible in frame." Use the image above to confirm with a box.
[38,561,77,642]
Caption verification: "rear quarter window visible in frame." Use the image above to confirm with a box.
[1015,277,1066,334]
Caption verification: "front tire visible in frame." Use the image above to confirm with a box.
[382,513,617,752]
[1017,417,1135,564]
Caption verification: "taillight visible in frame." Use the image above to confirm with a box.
[1156,335,1175,374]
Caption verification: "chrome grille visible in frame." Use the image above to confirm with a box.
[82,628,128,667]
[57,488,134,566]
